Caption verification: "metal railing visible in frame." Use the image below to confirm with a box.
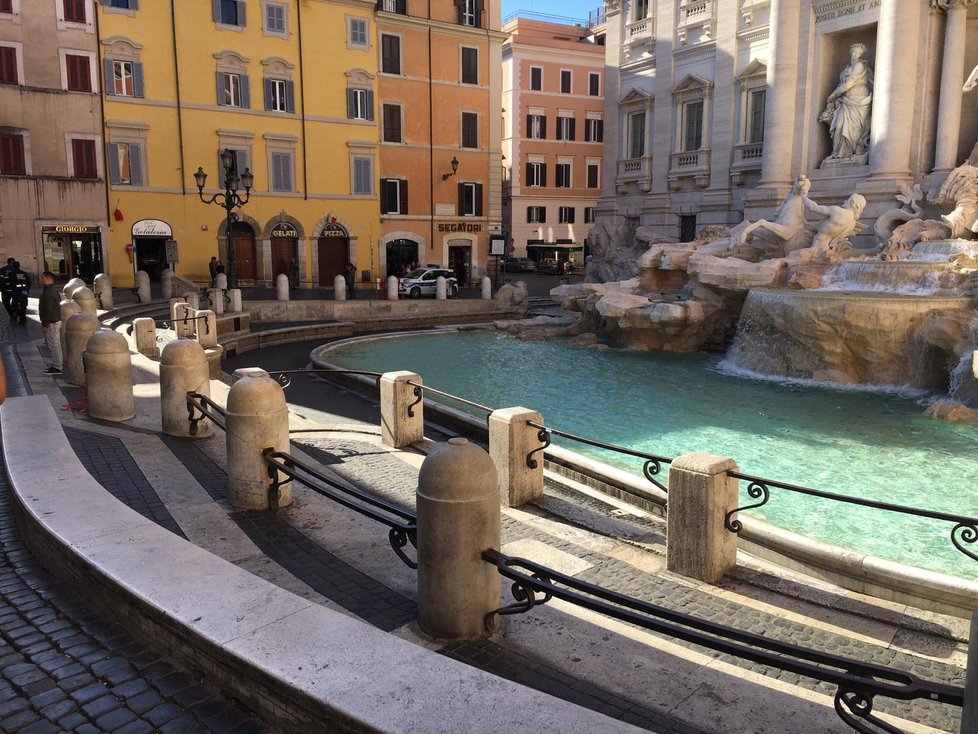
[527,420,671,494]
[125,318,171,341]
[405,380,493,424]
[725,471,978,564]
[482,548,963,734]
[263,449,417,568]
[267,368,382,389]
[186,392,226,434]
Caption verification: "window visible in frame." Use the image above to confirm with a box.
[63,0,86,23]
[104,0,138,9]
[270,151,293,192]
[348,17,368,48]
[380,0,405,13]
[587,163,599,188]
[0,46,17,86]
[381,34,401,75]
[529,66,542,91]
[627,111,645,158]
[106,59,144,97]
[559,206,575,224]
[217,72,250,107]
[585,117,603,142]
[264,78,294,112]
[0,0,11,12]
[526,113,545,139]
[556,115,575,141]
[683,100,704,151]
[353,156,372,194]
[633,0,648,21]
[560,70,571,94]
[461,47,478,85]
[680,214,696,243]
[527,206,546,223]
[526,161,546,187]
[214,0,246,26]
[458,182,483,216]
[66,54,93,92]
[381,178,408,214]
[71,139,98,179]
[0,133,25,175]
[461,111,478,149]
[382,104,402,143]
[264,2,287,35]
[588,72,600,96]
[748,89,765,144]
[107,142,143,186]
[347,87,374,120]
[584,207,595,223]
[217,148,249,181]
[555,163,571,188]
[458,0,479,27]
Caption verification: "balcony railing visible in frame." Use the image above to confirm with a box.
[733,141,764,166]
[668,149,710,188]
[617,157,650,179]
[625,17,654,43]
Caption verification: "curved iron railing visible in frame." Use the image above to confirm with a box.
[483,549,963,734]
[266,368,383,389]
[526,420,671,494]
[186,391,226,434]
[404,380,493,423]
[263,449,417,568]
[125,318,172,343]
[724,471,978,564]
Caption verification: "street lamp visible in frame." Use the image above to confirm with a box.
[195,148,253,289]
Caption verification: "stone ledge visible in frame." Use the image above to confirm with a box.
[1,395,641,734]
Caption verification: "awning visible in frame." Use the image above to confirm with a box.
[526,244,584,251]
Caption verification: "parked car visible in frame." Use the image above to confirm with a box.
[398,267,459,298]
[502,257,536,272]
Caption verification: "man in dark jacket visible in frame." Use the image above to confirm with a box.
[9,261,30,325]
[39,271,62,373]
[0,257,15,317]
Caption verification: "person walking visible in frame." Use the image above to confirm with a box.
[0,257,15,317]
[208,256,218,287]
[39,271,62,374]
[9,261,30,325]
[345,263,357,300]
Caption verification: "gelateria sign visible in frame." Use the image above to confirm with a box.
[131,219,173,238]
[271,223,298,238]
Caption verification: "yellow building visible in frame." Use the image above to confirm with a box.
[376,0,504,284]
[98,0,380,289]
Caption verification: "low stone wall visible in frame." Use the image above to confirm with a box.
[246,298,523,326]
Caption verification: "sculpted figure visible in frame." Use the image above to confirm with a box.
[730,175,813,254]
[931,164,978,238]
[802,191,867,254]
[820,43,874,163]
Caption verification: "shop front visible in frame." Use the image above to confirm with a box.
[131,219,173,282]
[270,222,299,283]
[317,223,348,286]
[41,225,103,282]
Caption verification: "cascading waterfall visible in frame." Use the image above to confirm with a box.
[820,261,948,294]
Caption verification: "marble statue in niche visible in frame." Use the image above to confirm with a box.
[819,42,874,166]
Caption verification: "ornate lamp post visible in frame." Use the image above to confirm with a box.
[194,149,253,290]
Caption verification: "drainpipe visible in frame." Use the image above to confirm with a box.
[169,0,186,196]
[94,3,112,278]
[297,0,308,199]
[428,24,434,252]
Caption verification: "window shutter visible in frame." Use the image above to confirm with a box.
[569,118,576,141]
[132,62,144,97]
[474,183,482,216]
[541,116,547,139]
[272,154,282,190]
[525,163,531,185]
[365,89,374,120]
[596,119,603,142]
[131,0,139,8]
[107,143,120,183]
[237,0,246,25]
[556,120,563,141]
[380,179,390,214]
[234,149,247,175]
[525,115,531,137]
[129,144,143,185]
[103,59,115,95]
[401,180,408,214]
[285,80,295,113]
[216,72,225,105]
[211,0,222,22]
[346,89,355,119]
[541,164,547,187]
[474,0,483,27]
[239,74,250,108]
[263,78,272,110]
[457,183,464,214]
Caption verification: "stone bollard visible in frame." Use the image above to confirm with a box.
[208,288,224,314]
[387,275,399,300]
[481,276,492,299]
[72,286,98,315]
[135,270,151,303]
[435,276,447,300]
[160,339,211,438]
[84,330,134,422]
[185,291,200,311]
[333,274,346,300]
[488,407,544,507]
[417,437,500,639]
[64,312,100,386]
[93,273,113,309]
[225,368,292,510]
[228,288,242,312]
[161,268,174,299]
[59,299,81,361]
[276,273,289,301]
[666,452,739,583]
[173,302,194,339]
[63,277,85,299]
[196,310,218,348]
[215,273,228,290]
[963,609,978,733]
[132,317,160,358]
[380,371,423,448]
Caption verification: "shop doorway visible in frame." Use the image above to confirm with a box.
[134,237,167,281]
[230,222,257,281]
[271,238,297,281]
[317,224,348,286]
[448,241,471,285]
[42,228,103,282]
[386,239,419,278]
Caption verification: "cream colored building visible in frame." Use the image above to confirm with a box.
[597,0,978,245]
[0,0,107,282]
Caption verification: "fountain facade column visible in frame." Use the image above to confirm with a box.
[758,0,802,189]
[933,0,974,173]
[868,0,922,181]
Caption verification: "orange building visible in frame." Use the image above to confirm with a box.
[375,0,504,285]
[501,16,605,270]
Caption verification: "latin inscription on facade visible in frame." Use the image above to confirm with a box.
[814,0,880,24]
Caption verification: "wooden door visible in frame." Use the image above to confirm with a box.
[271,238,296,280]
[317,236,347,285]
[231,225,256,281]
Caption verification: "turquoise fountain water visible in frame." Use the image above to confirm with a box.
[325,330,978,581]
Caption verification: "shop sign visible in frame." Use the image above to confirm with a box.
[42,225,100,234]
[165,240,179,264]
[437,223,482,233]
[132,219,173,238]
[271,223,298,238]
[321,223,347,238]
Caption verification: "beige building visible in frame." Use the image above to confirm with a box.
[501,15,605,270]
[0,0,107,282]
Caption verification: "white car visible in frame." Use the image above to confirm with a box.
[398,267,460,298]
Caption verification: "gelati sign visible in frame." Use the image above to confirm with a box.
[271,223,298,238]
